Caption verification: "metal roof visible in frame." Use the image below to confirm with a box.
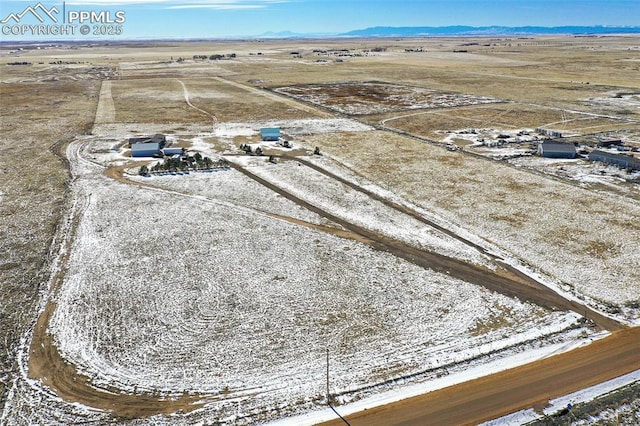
[539,142,576,153]
[132,142,161,151]
[131,142,161,157]
[589,150,640,169]
[260,127,280,136]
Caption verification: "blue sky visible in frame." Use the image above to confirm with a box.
[1,0,639,40]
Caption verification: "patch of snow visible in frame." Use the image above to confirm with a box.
[214,118,373,139]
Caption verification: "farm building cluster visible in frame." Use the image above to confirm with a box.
[445,128,640,172]
[129,128,287,160]
[440,127,640,189]
[536,138,640,171]
[129,134,184,158]
[132,127,294,177]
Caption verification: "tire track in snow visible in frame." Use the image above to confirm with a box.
[229,157,625,332]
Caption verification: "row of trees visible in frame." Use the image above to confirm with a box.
[239,144,277,163]
[139,153,229,175]
[192,53,237,61]
[240,144,321,156]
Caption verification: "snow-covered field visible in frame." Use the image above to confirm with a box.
[2,132,595,424]
[232,156,493,267]
[301,129,640,318]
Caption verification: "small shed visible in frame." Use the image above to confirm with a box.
[260,128,281,141]
[537,142,577,159]
[163,147,184,156]
[131,142,161,157]
[598,139,623,148]
[588,150,640,171]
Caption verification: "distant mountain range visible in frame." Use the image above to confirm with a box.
[341,26,640,37]
[257,25,640,39]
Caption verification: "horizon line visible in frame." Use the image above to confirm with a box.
[2,24,640,44]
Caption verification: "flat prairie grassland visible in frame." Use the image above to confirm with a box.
[108,76,327,125]
[0,69,100,402]
[109,78,211,124]
[370,104,640,139]
[1,36,639,421]
[298,129,640,306]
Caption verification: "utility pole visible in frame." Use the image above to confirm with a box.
[325,348,351,426]
[326,348,330,405]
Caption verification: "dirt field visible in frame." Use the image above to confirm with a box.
[1,36,639,424]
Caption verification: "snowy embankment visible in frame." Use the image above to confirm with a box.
[266,333,612,426]
[214,118,373,138]
[8,137,586,424]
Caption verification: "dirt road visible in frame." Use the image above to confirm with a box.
[176,79,218,127]
[318,326,640,426]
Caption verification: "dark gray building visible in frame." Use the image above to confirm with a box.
[588,150,640,171]
[597,139,623,148]
[537,142,577,159]
[131,142,162,157]
[163,147,184,156]
[129,134,167,148]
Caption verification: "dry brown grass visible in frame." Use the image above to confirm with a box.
[2,35,639,419]
[108,76,325,125]
[0,69,100,403]
[110,78,211,124]
[374,103,640,142]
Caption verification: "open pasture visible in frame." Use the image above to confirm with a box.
[1,36,639,425]
[274,82,501,115]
